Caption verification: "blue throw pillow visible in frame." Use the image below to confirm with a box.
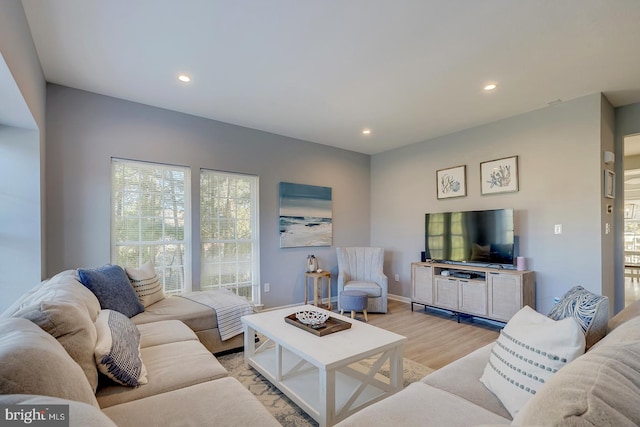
[78,265,144,318]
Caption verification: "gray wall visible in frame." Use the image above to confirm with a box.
[600,95,616,314]
[615,101,640,313]
[45,85,371,308]
[371,93,613,314]
[0,0,46,313]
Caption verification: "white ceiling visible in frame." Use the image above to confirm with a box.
[20,0,640,155]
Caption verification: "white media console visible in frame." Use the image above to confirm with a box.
[411,261,535,323]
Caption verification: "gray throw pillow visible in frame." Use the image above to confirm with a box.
[78,265,144,318]
[0,318,99,407]
[15,301,100,392]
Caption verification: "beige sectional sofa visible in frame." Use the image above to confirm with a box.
[0,270,279,427]
[336,299,640,426]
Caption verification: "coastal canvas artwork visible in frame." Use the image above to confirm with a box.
[279,182,332,248]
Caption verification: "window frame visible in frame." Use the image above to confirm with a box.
[110,158,192,294]
[200,169,260,304]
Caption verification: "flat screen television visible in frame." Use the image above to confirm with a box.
[425,208,515,268]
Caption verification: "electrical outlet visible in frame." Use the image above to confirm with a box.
[394,274,400,282]
[554,224,562,234]
[264,282,270,292]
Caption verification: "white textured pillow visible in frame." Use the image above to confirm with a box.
[94,310,148,387]
[125,261,165,307]
[480,306,585,418]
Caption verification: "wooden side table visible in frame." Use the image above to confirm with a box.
[304,271,331,310]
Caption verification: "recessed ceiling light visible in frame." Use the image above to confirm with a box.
[483,83,497,91]
[362,129,371,135]
[178,74,191,83]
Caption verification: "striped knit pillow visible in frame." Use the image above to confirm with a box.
[125,261,165,308]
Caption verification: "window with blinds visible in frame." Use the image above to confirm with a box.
[111,158,191,294]
[200,170,259,303]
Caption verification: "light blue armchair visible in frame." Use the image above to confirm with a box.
[336,247,388,313]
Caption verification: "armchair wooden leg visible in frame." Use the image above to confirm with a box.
[363,309,368,322]
[351,310,356,319]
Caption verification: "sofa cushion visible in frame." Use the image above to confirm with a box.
[0,318,99,407]
[131,295,217,331]
[14,301,99,392]
[334,382,511,427]
[548,285,609,349]
[0,394,117,427]
[95,310,148,387]
[96,340,228,408]
[102,378,281,427]
[125,261,165,308]
[78,265,144,318]
[513,315,640,426]
[480,306,585,418]
[137,320,198,348]
[423,343,511,420]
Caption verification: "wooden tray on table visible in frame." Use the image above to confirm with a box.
[285,313,352,336]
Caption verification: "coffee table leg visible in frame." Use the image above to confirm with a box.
[319,367,335,427]
[389,346,404,391]
[243,324,255,367]
[275,343,282,382]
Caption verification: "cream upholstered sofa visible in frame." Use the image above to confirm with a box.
[337,294,640,426]
[0,269,279,427]
[337,247,388,313]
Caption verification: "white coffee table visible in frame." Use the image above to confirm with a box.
[242,305,406,427]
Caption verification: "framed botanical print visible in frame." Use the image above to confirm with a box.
[481,156,519,195]
[436,165,467,199]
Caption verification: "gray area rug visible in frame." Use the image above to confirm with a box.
[217,351,434,427]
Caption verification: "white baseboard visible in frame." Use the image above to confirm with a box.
[262,294,409,313]
[388,293,411,304]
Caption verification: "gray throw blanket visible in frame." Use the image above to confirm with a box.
[178,290,253,341]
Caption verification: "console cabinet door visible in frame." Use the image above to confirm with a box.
[488,273,522,322]
[434,277,458,310]
[412,264,433,305]
[458,280,488,316]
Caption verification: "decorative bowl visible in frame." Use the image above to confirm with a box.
[295,310,330,328]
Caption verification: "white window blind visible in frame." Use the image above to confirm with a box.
[111,158,191,294]
[200,170,259,303]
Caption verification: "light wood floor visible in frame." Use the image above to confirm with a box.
[625,276,640,306]
[352,299,502,370]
